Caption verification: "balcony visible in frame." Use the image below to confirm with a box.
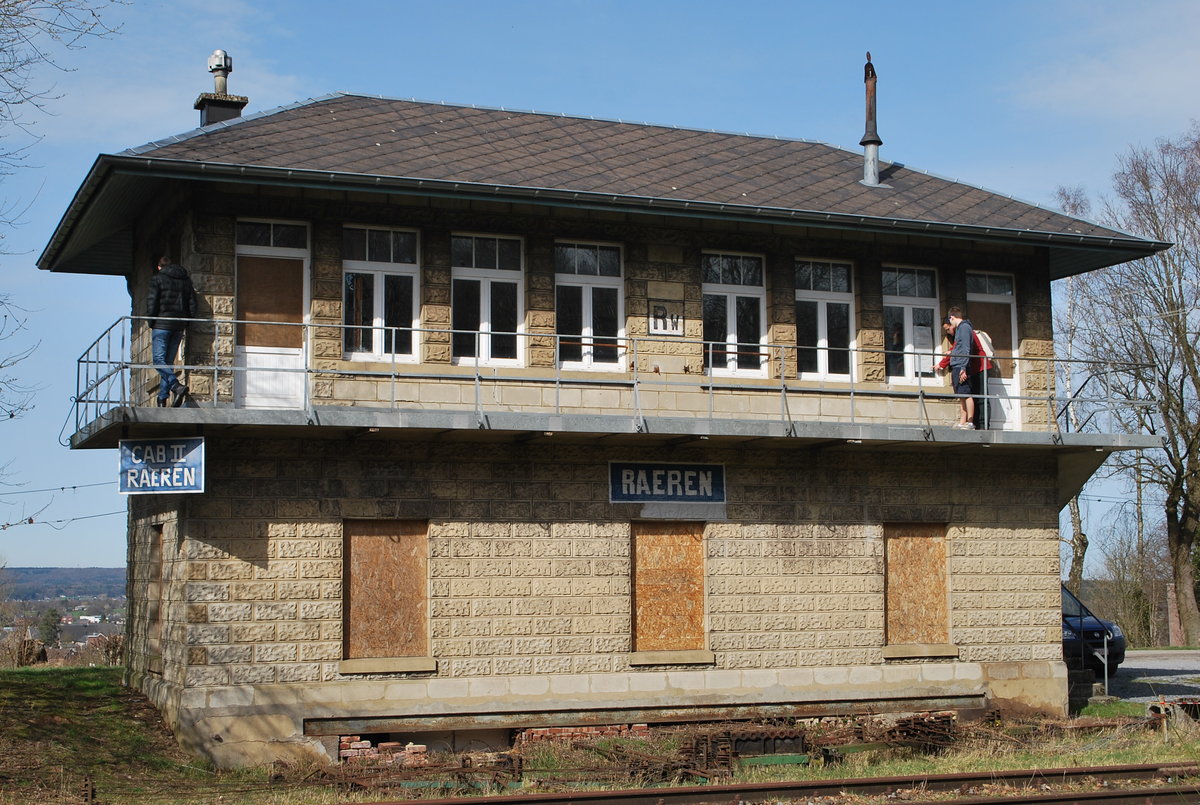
[70,317,1158,459]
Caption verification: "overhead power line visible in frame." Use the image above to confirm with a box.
[0,481,114,497]
[0,510,125,531]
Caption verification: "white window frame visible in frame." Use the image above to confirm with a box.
[555,241,625,371]
[342,225,421,363]
[450,233,525,367]
[702,250,768,378]
[882,264,940,386]
[794,258,855,381]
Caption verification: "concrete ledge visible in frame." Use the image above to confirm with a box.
[339,657,437,675]
[628,650,716,666]
[882,644,960,659]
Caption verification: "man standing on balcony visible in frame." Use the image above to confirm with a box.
[947,306,975,430]
[147,256,196,407]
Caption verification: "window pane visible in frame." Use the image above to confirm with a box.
[393,232,417,264]
[273,224,307,249]
[989,274,1014,295]
[830,264,851,293]
[236,221,271,246]
[966,273,987,295]
[885,306,905,376]
[592,286,619,363]
[915,269,934,298]
[896,269,916,298]
[813,261,831,292]
[555,244,574,274]
[703,294,727,369]
[343,228,367,261]
[702,254,722,284]
[498,238,521,271]
[598,246,621,277]
[556,285,583,363]
[735,295,762,370]
[476,237,498,269]
[451,236,473,268]
[344,272,374,353]
[796,299,818,374]
[744,256,763,286]
[452,278,480,358]
[490,281,518,359]
[913,307,935,375]
[367,229,391,262]
[576,245,598,276]
[795,260,813,291]
[384,275,413,355]
[828,302,850,375]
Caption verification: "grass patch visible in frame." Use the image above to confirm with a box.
[4,666,1200,804]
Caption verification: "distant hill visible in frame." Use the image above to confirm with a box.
[3,567,126,600]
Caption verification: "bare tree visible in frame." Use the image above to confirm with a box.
[1093,509,1171,647]
[1053,185,1092,594]
[0,1,118,435]
[1064,124,1200,643]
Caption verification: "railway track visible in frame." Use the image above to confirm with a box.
[349,761,1200,805]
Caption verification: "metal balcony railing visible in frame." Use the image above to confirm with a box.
[71,316,1154,440]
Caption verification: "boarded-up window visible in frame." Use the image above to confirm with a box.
[632,521,705,652]
[344,520,428,659]
[236,256,305,348]
[885,523,949,645]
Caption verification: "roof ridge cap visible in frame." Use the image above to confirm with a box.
[120,92,348,155]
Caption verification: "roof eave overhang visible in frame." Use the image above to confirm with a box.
[39,155,1173,276]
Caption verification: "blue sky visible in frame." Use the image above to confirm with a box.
[1,0,1196,567]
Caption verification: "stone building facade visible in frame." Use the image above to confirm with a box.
[43,88,1164,767]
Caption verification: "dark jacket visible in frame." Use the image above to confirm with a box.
[147,263,196,331]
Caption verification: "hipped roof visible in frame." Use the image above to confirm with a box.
[39,92,1170,276]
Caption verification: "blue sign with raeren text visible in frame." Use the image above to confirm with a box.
[609,462,725,503]
[119,438,205,495]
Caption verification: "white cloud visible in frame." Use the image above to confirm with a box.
[1009,0,1200,129]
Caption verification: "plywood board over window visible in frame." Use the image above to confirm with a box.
[236,256,304,348]
[632,521,705,652]
[884,522,950,648]
[343,520,431,671]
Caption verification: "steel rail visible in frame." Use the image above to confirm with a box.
[343,762,1199,805]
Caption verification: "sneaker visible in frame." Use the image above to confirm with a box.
[171,383,189,407]
[953,422,975,430]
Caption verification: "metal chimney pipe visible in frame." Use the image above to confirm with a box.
[860,52,883,187]
[208,49,232,95]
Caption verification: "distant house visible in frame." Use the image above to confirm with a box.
[39,53,1166,767]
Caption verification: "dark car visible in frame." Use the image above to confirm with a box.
[1062,585,1125,676]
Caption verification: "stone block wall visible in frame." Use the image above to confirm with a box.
[126,434,1066,765]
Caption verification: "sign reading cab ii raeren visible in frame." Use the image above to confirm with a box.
[119,437,205,494]
[610,462,725,503]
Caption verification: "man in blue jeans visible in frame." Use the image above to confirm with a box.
[147,256,197,407]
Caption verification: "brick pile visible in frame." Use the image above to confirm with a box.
[515,723,651,745]
[338,736,429,765]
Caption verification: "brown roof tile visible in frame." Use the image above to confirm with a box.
[130,93,1132,239]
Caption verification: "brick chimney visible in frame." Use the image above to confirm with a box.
[194,49,248,126]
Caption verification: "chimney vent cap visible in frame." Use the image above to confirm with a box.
[208,49,232,74]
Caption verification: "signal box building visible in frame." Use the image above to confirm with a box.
[40,60,1165,767]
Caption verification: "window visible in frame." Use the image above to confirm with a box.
[966,272,1014,297]
[795,259,854,378]
[702,252,766,374]
[236,220,308,249]
[882,266,939,382]
[342,227,419,359]
[344,520,430,666]
[451,234,523,363]
[555,242,622,368]
[632,521,705,652]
